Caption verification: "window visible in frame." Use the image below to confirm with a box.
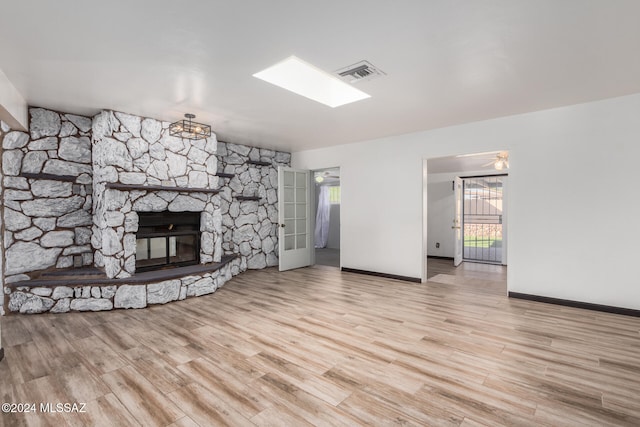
[328,186,341,204]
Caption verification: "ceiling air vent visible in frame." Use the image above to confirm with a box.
[335,60,385,84]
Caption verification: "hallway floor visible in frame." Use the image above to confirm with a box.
[315,248,340,268]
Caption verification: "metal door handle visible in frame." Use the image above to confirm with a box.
[280,224,286,228]
[451,226,461,229]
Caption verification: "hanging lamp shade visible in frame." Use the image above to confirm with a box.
[169,113,211,140]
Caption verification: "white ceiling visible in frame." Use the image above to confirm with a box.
[2,1,640,153]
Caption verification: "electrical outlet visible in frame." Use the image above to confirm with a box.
[435,242,440,248]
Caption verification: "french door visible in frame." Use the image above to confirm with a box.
[278,167,312,271]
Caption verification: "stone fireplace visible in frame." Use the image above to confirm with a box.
[1,107,291,314]
[91,110,223,279]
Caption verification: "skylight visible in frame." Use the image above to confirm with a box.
[253,56,370,108]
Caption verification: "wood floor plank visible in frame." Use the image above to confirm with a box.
[1,316,34,347]
[167,415,201,427]
[250,405,316,427]
[70,335,129,375]
[359,382,464,426]
[90,323,140,353]
[5,342,51,384]
[101,365,184,426]
[129,355,190,395]
[1,259,640,425]
[70,393,142,427]
[248,350,353,406]
[177,357,272,418]
[167,382,255,427]
[337,389,428,426]
[253,372,359,427]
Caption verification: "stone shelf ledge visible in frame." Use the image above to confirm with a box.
[105,182,220,194]
[235,195,261,201]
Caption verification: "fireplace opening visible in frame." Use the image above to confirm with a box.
[136,212,201,272]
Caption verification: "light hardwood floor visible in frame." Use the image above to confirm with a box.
[1,261,639,426]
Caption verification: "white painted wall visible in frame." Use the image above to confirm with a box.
[293,93,640,310]
[296,139,425,279]
[426,172,456,258]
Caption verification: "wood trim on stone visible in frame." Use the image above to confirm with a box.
[215,172,235,178]
[105,183,220,194]
[246,160,271,166]
[7,255,238,288]
[20,172,77,182]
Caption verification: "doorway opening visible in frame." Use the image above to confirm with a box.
[313,168,340,267]
[462,175,504,264]
[425,152,508,290]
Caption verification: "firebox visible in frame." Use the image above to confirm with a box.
[135,212,201,271]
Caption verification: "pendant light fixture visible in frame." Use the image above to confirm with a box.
[169,113,211,140]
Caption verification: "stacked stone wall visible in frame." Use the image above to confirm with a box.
[0,120,6,315]
[217,142,290,271]
[2,108,94,284]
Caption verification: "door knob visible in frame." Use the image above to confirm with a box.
[280,224,286,228]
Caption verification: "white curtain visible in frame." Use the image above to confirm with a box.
[314,186,330,248]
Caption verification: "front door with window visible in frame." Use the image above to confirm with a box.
[462,176,504,263]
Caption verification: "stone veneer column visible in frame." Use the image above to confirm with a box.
[91,111,221,278]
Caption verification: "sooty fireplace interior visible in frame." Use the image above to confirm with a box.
[136,212,201,271]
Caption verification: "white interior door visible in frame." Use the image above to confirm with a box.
[453,176,463,267]
[278,167,312,271]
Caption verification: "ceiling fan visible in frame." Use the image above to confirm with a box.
[482,151,509,170]
[455,150,510,170]
[314,170,340,183]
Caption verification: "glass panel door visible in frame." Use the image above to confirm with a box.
[278,167,312,271]
[463,176,504,263]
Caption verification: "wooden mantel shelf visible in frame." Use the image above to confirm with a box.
[20,172,77,182]
[215,172,235,179]
[105,183,220,194]
[246,160,271,166]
